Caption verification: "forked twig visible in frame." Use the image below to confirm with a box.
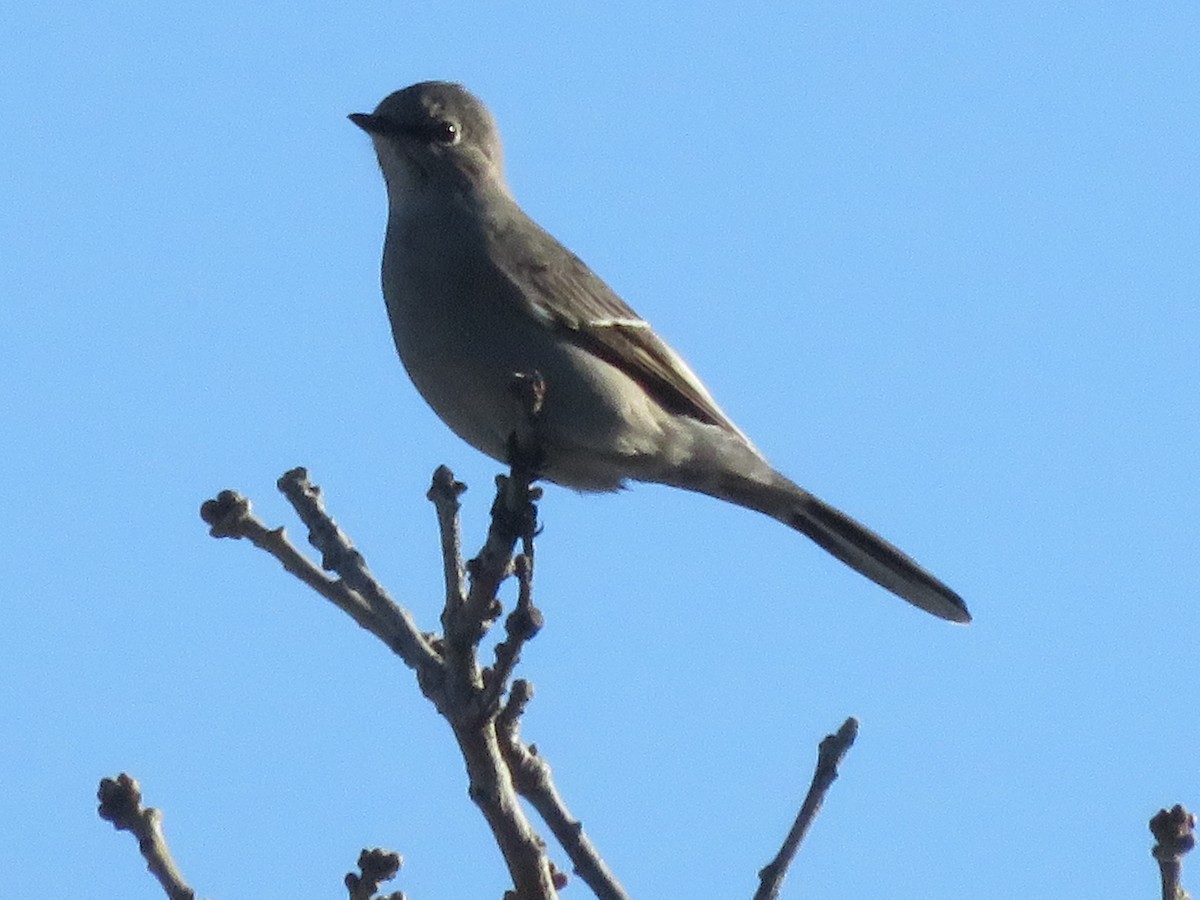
[498,680,629,900]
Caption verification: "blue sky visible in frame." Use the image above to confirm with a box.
[2,3,1197,897]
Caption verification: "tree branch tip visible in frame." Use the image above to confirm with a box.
[277,466,312,491]
[97,773,142,828]
[1150,804,1196,859]
[512,679,534,703]
[827,717,859,747]
[199,490,251,537]
[427,465,468,500]
[508,369,547,415]
[499,681,535,728]
[346,847,405,900]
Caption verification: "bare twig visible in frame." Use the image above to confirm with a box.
[451,468,539,651]
[505,369,546,565]
[192,376,608,900]
[481,555,544,718]
[201,489,375,623]
[345,847,405,900]
[201,466,560,899]
[275,468,444,682]
[754,717,859,900]
[498,680,630,900]
[199,485,441,680]
[430,459,557,897]
[450,369,545,651]
[1151,804,1195,900]
[428,465,469,637]
[450,715,559,898]
[97,773,195,900]
[435,373,543,716]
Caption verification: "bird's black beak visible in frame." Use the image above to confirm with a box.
[348,112,383,134]
[349,113,417,143]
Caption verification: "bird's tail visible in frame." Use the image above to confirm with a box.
[685,462,970,623]
[784,486,969,622]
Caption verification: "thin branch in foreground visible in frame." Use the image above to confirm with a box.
[453,466,539,652]
[201,465,562,900]
[97,773,195,900]
[452,368,544,652]
[1150,804,1195,900]
[481,554,544,718]
[498,680,629,900]
[432,463,559,898]
[428,464,469,636]
[198,377,613,900]
[345,847,405,900]
[200,480,442,681]
[754,717,860,900]
[275,467,445,679]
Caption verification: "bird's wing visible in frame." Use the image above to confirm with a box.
[487,208,750,439]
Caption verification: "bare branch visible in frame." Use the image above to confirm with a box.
[429,461,557,897]
[754,717,859,900]
[201,489,375,622]
[346,847,405,900]
[481,555,543,718]
[200,376,600,900]
[447,370,546,653]
[201,467,562,899]
[1151,804,1195,900]
[275,468,444,679]
[97,773,195,900]
[498,681,630,900]
[200,480,442,681]
[449,469,539,653]
[428,465,469,636]
[451,716,560,898]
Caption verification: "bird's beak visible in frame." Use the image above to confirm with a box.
[349,113,416,143]
[348,112,383,135]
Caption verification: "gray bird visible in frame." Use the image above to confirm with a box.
[350,81,969,623]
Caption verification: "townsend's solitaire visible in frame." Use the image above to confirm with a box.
[350,81,969,623]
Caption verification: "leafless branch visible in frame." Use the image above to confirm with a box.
[187,375,603,898]
[199,465,560,897]
[97,773,195,900]
[1151,804,1195,900]
[117,441,856,900]
[754,717,859,900]
[498,680,629,900]
[481,555,543,718]
[91,365,866,900]
[199,483,441,680]
[431,453,559,898]
[428,464,469,635]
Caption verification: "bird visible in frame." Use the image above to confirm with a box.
[349,81,969,623]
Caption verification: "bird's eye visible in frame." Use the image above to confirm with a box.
[433,120,460,145]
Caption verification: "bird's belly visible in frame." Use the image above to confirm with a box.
[386,283,665,491]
